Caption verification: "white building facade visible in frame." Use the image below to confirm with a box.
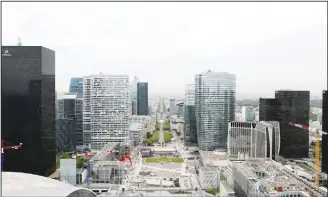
[195,71,236,150]
[241,106,254,121]
[83,74,130,150]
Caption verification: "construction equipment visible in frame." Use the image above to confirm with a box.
[287,122,327,187]
[1,140,23,171]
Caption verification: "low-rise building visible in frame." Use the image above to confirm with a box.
[199,167,219,189]
[128,123,143,146]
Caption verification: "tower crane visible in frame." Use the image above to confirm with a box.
[1,140,23,171]
[287,122,327,187]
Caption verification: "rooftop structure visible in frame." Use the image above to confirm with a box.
[199,149,229,167]
[230,158,327,197]
[2,172,96,197]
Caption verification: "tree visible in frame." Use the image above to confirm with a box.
[174,178,180,187]
[76,156,85,168]
[207,186,217,195]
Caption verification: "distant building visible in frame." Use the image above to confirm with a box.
[130,76,139,115]
[128,123,144,146]
[241,106,254,121]
[69,78,83,98]
[317,113,322,124]
[195,71,236,150]
[83,74,130,150]
[176,102,184,118]
[322,90,328,177]
[184,84,197,145]
[137,82,148,115]
[169,98,177,115]
[1,46,56,176]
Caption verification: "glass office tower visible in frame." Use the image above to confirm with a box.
[69,78,83,98]
[184,84,197,145]
[1,46,56,176]
[275,90,310,158]
[137,82,148,115]
[195,71,236,150]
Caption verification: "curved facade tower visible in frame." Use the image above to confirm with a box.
[195,71,236,150]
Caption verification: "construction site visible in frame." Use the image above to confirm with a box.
[81,139,136,192]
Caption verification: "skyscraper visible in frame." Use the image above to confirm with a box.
[241,106,254,121]
[69,78,83,98]
[83,74,130,150]
[137,82,148,115]
[1,46,56,176]
[130,75,139,115]
[184,84,197,145]
[195,71,236,150]
[259,98,279,121]
[322,90,328,175]
[56,93,83,148]
[275,90,310,158]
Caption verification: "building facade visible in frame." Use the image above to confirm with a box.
[241,106,254,121]
[184,84,197,145]
[195,71,236,150]
[130,75,139,115]
[169,98,177,116]
[275,90,310,158]
[1,46,56,176]
[137,82,148,115]
[259,98,279,121]
[56,118,76,152]
[69,78,83,98]
[83,74,130,150]
[322,90,328,177]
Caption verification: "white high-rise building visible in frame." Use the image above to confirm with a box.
[195,71,236,150]
[185,84,195,105]
[83,74,130,150]
[241,106,254,121]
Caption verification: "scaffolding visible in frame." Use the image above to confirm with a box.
[87,139,133,187]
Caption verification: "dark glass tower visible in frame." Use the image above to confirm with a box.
[275,90,310,158]
[1,46,56,176]
[184,105,198,145]
[69,78,83,98]
[137,82,148,115]
[322,90,328,175]
[259,98,279,121]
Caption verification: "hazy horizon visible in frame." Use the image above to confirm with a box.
[2,2,327,99]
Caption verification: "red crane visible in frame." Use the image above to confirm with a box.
[1,140,23,171]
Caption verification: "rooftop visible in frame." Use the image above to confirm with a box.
[233,159,311,196]
[200,149,229,167]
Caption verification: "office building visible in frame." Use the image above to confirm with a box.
[195,71,236,150]
[227,121,280,160]
[176,102,184,118]
[229,159,322,197]
[69,77,83,98]
[130,75,139,115]
[137,82,148,115]
[259,98,279,121]
[83,74,130,150]
[322,90,328,176]
[241,106,254,121]
[56,118,76,152]
[56,93,83,147]
[184,84,197,145]
[169,98,177,116]
[1,46,56,176]
[275,90,310,158]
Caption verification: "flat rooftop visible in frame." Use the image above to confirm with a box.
[233,159,311,196]
[200,149,228,167]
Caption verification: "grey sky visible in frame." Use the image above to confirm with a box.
[2,2,327,99]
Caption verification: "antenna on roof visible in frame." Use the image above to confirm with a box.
[17,37,22,46]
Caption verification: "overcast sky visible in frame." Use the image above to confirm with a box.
[2,2,327,99]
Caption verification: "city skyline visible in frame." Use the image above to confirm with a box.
[2,2,327,99]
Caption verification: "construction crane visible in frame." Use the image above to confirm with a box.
[287,122,327,187]
[1,140,23,171]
